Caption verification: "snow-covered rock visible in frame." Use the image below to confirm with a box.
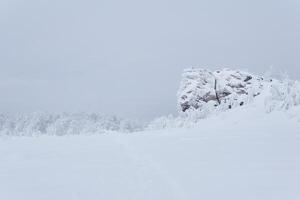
[177,68,265,113]
[147,68,300,130]
[177,68,300,114]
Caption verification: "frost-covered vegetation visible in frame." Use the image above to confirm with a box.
[0,113,143,136]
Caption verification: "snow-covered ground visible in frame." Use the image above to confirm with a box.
[1,69,300,199]
[1,107,300,200]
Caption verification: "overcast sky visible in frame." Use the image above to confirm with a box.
[0,0,300,119]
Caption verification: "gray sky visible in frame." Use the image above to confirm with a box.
[1,0,300,119]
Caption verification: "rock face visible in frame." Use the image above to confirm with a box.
[177,68,265,113]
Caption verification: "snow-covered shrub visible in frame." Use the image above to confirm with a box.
[265,79,300,112]
[147,115,179,130]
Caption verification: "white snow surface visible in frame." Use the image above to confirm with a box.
[1,106,300,200]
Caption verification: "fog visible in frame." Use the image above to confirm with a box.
[0,0,300,119]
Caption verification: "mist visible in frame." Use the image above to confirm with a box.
[1,0,300,119]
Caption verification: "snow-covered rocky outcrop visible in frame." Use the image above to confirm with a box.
[178,68,263,113]
[178,68,300,114]
[148,68,300,130]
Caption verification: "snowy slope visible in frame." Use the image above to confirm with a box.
[0,112,300,200]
